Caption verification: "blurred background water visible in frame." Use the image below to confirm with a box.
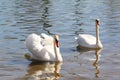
[0,0,120,80]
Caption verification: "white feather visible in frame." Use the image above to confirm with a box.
[25,33,62,61]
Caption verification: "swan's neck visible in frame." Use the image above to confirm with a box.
[96,24,100,46]
[54,40,62,62]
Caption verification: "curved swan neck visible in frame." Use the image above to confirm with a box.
[96,23,99,45]
[53,36,62,62]
[95,19,100,47]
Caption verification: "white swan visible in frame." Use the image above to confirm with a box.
[24,33,63,62]
[76,19,103,49]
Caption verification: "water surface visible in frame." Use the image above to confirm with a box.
[0,0,120,80]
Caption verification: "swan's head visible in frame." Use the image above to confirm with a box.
[54,35,59,47]
[96,19,100,26]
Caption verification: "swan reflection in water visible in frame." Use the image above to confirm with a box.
[77,47,102,78]
[93,49,102,78]
[24,61,62,80]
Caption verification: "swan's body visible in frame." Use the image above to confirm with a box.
[76,19,103,49]
[25,33,63,62]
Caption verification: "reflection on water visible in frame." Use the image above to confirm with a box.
[24,61,62,80]
[93,49,102,78]
[15,0,52,34]
[0,0,120,80]
[77,48,102,78]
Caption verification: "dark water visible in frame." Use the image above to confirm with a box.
[0,0,120,80]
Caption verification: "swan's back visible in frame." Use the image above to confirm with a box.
[41,33,54,46]
[77,34,97,48]
[25,33,58,61]
[26,33,43,54]
[25,33,63,61]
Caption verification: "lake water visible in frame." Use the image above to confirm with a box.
[0,0,120,80]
